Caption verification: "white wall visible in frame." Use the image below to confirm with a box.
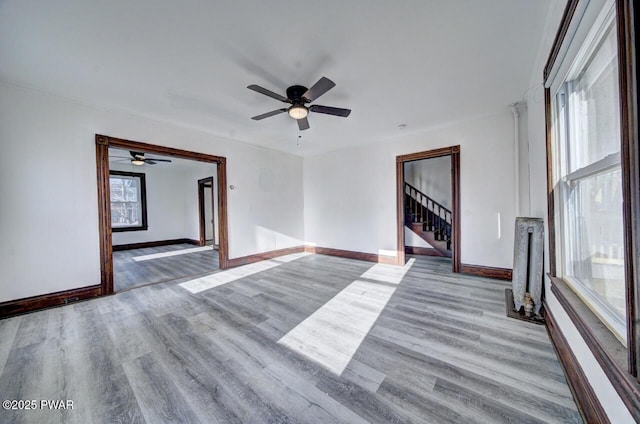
[183,165,218,243]
[404,155,452,208]
[516,104,531,216]
[110,161,201,245]
[110,159,218,245]
[0,80,304,303]
[304,111,516,268]
[523,0,633,421]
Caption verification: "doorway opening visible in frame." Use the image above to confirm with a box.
[96,134,229,295]
[396,146,460,272]
[198,177,218,249]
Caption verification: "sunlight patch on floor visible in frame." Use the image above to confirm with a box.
[278,259,415,375]
[132,246,213,262]
[179,252,311,293]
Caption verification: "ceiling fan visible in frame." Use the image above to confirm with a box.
[247,76,351,131]
[111,151,173,166]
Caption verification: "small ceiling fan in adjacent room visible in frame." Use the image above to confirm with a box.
[111,151,173,166]
[247,76,351,131]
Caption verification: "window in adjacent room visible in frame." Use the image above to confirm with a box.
[110,171,148,232]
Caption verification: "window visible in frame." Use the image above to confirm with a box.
[545,0,640,414]
[551,6,626,342]
[109,171,147,232]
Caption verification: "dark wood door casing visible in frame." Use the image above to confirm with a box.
[396,146,461,272]
[198,177,215,246]
[96,134,230,295]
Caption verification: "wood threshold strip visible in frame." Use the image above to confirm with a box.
[460,264,512,281]
[0,285,102,319]
[544,301,610,423]
[550,276,640,418]
[113,238,201,251]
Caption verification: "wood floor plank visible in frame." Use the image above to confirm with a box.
[340,359,387,393]
[0,315,21,375]
[69,303,146,424]
[12,311,48,348]
[146,311,293,423]
[114,243,219,291]
[432,377,559,424]
[123,353,200,424]
[356,334,580,423]
[264,361,371,424]
[0,254,582,424]
[194,309,372,423]
[369,324,572,406]
[376,376,477,424]
[0,342,47,424]
[132,311,247,423]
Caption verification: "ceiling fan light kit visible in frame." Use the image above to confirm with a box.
[247,76,351,131]
[288,105,308,120]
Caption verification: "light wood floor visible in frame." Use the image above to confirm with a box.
[0,254,581,423]
[113,243,220,292]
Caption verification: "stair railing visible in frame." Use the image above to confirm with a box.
[404,182,452,250]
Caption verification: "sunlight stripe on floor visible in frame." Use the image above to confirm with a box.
[132,246,213,262]
[180,252,311,293]
[278,258,415,375]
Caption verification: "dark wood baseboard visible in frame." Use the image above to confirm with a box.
[405,246,443,257]
[0,285,102,319]
[461,263,512,281]
[113,238,201,251]
[544,302,610,423]
[226,246,306,268]
[550,275,640,419]
[305,246,399,265]
[1,243,294,319]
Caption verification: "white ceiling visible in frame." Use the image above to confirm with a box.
[0,0,550,156]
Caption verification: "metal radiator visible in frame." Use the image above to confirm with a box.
[512,217,544,318]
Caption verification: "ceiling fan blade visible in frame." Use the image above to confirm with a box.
[251,108,287,120]
[309,104,351,117]
[147,158,172,163]
[145,160,157,165]
[297,116,310,131]
[130,151,145,159]
[247,85,291,103]
[302,77,335,102]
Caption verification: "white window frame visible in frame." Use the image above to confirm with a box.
[550,0,626,343]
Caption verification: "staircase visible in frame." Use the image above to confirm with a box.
[404,182,452,258]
